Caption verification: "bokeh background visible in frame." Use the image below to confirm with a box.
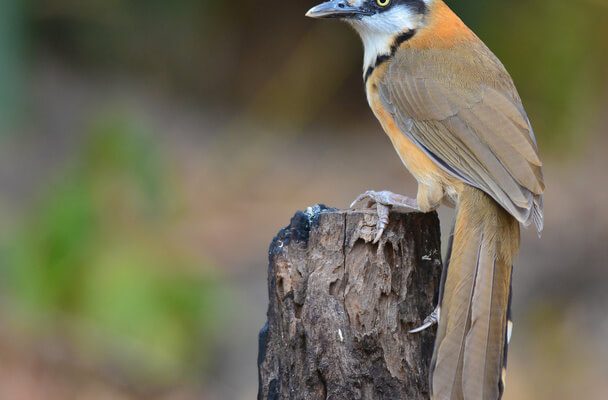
[0,0,607,399]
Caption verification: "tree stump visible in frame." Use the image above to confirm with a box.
[258,205,442,400]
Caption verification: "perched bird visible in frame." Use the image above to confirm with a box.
[306,1,544,399]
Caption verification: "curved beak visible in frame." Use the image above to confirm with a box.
[305,1,371,19]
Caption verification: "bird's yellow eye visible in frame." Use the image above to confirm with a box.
[376,0,390,7]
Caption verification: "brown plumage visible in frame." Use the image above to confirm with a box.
[430,186,519,400]
[307,1,544,398]
[368,1,543,229]
[364,2,542,399]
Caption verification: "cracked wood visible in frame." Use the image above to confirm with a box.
[258,206,442,400]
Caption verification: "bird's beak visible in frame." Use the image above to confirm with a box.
[305,1,371,19]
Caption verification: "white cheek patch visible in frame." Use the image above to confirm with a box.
[348,5,425,73]
[354,5,423,34]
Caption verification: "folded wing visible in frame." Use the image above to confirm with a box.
[377,46,544,230]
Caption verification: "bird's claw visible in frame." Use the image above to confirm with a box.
[374,203,390,243]
[350,190,418,243]
[409,307,440,333]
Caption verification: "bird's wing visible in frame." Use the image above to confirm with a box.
[378,47,544,229]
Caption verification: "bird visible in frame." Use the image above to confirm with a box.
[305,1,544,399]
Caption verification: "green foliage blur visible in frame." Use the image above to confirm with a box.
[20,0,607,149]
[0,0,607,398]
[1,115,227,382]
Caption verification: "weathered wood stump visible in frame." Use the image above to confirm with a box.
[258,205,442,400]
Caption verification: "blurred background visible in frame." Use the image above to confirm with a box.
[0,0,607,399]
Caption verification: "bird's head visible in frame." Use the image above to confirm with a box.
[306,0,429,34]
[306,0,431,73]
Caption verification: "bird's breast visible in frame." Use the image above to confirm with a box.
[365,70,447,189]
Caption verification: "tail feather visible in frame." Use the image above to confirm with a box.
[431,187,519,400]
[499,274,514,396]
[462,247,510,400]
[431,228,482,400]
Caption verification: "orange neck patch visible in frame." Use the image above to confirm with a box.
[405,1,476,49]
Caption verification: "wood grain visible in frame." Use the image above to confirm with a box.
[258,205,442,400]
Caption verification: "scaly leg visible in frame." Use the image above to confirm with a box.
[350,190,420,243]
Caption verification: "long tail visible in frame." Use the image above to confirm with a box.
[430,186,520,400]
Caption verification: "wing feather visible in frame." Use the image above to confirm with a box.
[377,46,544,229]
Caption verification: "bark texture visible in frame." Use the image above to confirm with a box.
[258,205,442,400]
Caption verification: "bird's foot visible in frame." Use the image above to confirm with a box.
[409,307,440,333]
[350,190,419,243]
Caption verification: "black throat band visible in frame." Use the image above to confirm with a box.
[364,29,417,83]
